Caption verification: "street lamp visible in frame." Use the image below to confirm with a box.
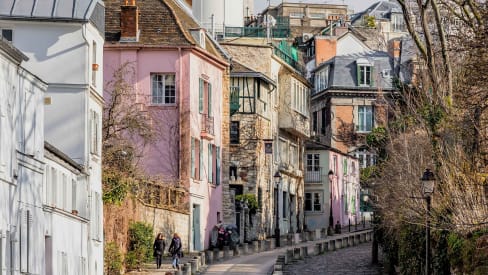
[328,170,334,235]
[274,171,282,247]
[421,168,435,275]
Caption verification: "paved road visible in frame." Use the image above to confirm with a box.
[284,242,382,275]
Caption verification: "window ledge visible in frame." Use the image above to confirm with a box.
[148,104,177,108]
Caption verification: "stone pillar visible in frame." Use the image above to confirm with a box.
[348,236,354,247]
[314,243,322,256]
[265,240,271,251]
[303,246,309,257]
[193,256,201,271]
[205,250,213,265]
[223,246,231,260]
[252,241,259,253]
[270,238,276,250]
[329,239,336,251]
[200,252,206,266]
[286,249,294,260]
[190,259,198,275]
[259,240,266,252]
[242,243,249,254]
[315,229,321,240]
[354,234,360,245]
[335,238,342,250]
[233,245,241,256]
[182,263,191,275]
[360,232,366,243]
[213,248,220,262]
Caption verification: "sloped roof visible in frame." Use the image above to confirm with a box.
[104,0,226,62]
[231,60,276,85]
[351,1,402,25]
[0,0,102,21]
[315,51,395,91]
[0,38,28,63]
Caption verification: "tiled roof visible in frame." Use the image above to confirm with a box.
[0,0,101,21]
[105,0,225,62]
[231,60,275,85]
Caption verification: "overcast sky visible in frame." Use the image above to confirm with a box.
[254,0,379,14]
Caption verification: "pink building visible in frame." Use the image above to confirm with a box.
[104,0,229,251]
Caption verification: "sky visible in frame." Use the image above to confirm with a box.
[254,0,379,14]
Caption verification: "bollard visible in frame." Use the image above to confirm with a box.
[193,256,201,271]
[252,241,259,253]
[182,263,191,275]
[270,238,276,250]
[343,237,349,247]
[348,236,354,247]
[223,246,231,260]
[286,249,294,261]
[360,233,366,243]
[354,234,360,245]
[314,243,322,255]
[293,247,301,260]
[205,250,213,265]
[243,243,249,254]
[259,240,266,252]
[213,248,220,262]
[190,259,198,275]
[200,252,206,266]
[176,270,183,275]
[315,229,321,240]
[366,231,372,241]
[265,240,271,251]
[328,239,335,251]
[335,238,342,250]
[303,246,310,257]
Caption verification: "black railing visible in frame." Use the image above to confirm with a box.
[304,167,323,183]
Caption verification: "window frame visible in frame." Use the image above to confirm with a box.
[230,121,240,144]
[357,105,374,132]
[306,154,320,172]
[151,73,176,105]
[304,191,323,212]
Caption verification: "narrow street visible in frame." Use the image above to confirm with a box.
[284,242,382,275]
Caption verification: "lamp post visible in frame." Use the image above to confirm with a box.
[421,168,435,275]
[274,171,282,247]
[328,170,334,234]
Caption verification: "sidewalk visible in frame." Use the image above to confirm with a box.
[130,226,373,275]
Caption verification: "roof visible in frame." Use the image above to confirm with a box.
[104,0,226,62]
[231,60,276,86]
[351,1,402,25]
[0,0,102,21]
[44,142,85,172]
[313,51,395,91]
[0,38,28,63]
[305,140,356,158]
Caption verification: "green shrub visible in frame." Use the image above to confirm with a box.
[125,222,153,270]
[235,194,258,211]
[104,242,123,275]
[398,224,425,274]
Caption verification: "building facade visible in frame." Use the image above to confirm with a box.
[104,0,230,251]
[0,39,47,275]
[304,142,360,230]
[0,1,106,273]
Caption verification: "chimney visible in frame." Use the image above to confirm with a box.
[388,39,401,59]
[315,37,337,65]
[120,0,139,42]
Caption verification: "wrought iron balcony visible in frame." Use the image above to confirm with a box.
[201,114,214,140]
[305,167,323,183]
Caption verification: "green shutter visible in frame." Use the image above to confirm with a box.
[216,146,220,185]
[199,140,204,180]
[191,138,195,178]
[199,79,204,113]
[208,144,213,183]
[208,83,212,116]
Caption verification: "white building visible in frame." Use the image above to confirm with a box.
[0,39,47,275]
[0,1,105,274]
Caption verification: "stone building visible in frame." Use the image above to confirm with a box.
[221,37,310,241]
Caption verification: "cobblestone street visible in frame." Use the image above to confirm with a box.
[284,242,383,275]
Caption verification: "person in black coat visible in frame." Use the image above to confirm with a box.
[153,233,166,269]
[168,232,182,270]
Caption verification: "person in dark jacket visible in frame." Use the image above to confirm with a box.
[168,232,182,270]
[153,233,166,269]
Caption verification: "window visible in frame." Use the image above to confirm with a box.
[290,12,304,18]
[312,111,318,133]
[305,192,323,212]
[306,154,320,171]
[357,105,373,132]
[292,79,308,114]
[290,144,297,168]
[151,74,176,104]
[230,121,239,144]
[314,68,328,92]
[90,110,100,155]
[354,148,377,168]
[199,78,213,115]
[358,65,372,86]
[309,13,325,19]
[320,108,327,135]
[1,29,12,41]
[391,14,405,32]
[279,139,288,164]
[283,192,287,218]
[191,138,195,178]
[343,158,348,175]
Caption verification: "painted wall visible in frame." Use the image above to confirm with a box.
[104,48,224,251]
[0,47,47,275]
[303,150,330,231]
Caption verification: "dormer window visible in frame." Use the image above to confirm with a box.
[356,58,374,87]
[199,30,206,48]
[1,29,12,41]
[191,29,206,48]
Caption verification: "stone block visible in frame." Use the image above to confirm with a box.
[199,252,206,266]
[314,243,322,255]
[348,236,354,247]
[233,246,241,257]
[182,263,191,275]
[303,246,310,257]
[223,246,231,260]
[286,249,294,260]
[205,250,213,265]
[274,264,283,271]
[259,240,266,252]
[193,256,200,270]
[242,243,249,254]
[213,248,221,262]
[190,259,198,274]
[354,234,360,245]
[360,233,366,243]
[252,241,259,253]
[342,237,349,247]
[273,271,284,275]
[293,247,302,260]
[315,229,321,240]
[270,238,276,250]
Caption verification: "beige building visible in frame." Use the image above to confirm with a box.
[221,38,310,242]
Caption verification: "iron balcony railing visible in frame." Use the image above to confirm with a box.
[201,115,214,136]
[305,167,323,183]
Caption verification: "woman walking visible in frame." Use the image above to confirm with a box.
[153,233,166,269]
[168,232,182,270]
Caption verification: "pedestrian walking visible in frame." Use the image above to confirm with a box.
[153,233,166,269]
[168,232,183,270]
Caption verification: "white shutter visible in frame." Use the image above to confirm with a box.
[20,210,32,273]
[72,179,77,213]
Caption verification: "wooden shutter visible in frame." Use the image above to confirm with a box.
[208,83,212,116]
[208,144,213,183]
[199,79,204,113]
[199,140,204,180]
[191,138,195,178]
[216,146,220,185]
